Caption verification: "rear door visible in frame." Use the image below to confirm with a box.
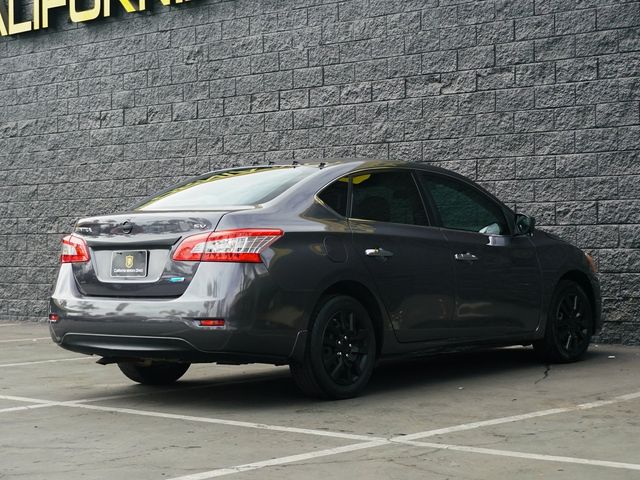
[416,172,542,338]
[347,170,456,342]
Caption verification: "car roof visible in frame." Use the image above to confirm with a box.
[280,158,478,185]
[204,159,464,179]
[294,158,449,173]
[196,159,487,200]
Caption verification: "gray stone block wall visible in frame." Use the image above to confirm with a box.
[0,0,639,343]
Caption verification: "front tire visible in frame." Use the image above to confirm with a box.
[118,361,190,385]
[534,280,593,363]
[290,295,377,399]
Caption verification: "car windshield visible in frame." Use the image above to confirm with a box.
[136,166,317,211]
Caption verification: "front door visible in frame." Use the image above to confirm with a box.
[417,172,542,339]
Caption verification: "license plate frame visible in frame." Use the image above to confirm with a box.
[110,250,148,278]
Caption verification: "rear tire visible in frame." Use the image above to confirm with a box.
[290,295,377,399]
[117,361,190,385]
[533,280,593,363]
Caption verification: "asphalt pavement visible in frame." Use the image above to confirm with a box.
[1,322,639,479]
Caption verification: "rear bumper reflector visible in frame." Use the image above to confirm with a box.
[197,319,225,328]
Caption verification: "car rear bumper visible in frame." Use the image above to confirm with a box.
[54,332,302,364]
[49,263,310,364]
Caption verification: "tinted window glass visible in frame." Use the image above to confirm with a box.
[351,171,428,226]
[419,174,508,235]
[318,178,349,216]
[137,166,316,211]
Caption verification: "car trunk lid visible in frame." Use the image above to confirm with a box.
[71,211,233,298]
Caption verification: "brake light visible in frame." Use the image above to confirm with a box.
[172,229,283,263]
[60,235,90,263]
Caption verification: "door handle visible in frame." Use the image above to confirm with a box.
[454,252,478,262]
[365,248,394,258]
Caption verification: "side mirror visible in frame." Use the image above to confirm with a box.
[515,214,536,236]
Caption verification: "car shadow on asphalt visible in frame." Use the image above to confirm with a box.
[116,346,612,409]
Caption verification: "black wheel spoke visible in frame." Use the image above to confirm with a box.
[559,302,572,319]
[322,333,335,347]
[347,312,355,334]
[337,311,348,334]
[351,329,367,341]
[564,333,573,351]
[331,357,345,380]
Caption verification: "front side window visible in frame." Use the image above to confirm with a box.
[418,174,508,235]
[137,166,317,211]
[350,171,428,226]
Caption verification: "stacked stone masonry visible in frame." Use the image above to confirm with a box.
[0,0,639,343]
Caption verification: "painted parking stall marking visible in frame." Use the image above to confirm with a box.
[64,403,385,442]
[2,329,640,478]
[3,387,640,477]
[0,337,51,343]
[0,357,92,368]
[166,441,389,480]
[165,389,640,479]
[401,440,640,472]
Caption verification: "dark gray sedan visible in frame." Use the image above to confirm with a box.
[49,160,601,398]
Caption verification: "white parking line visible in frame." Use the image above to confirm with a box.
[3,383,640,478]
[0,395,56,404]
[0,374,292,412]
[0,403,59,414]
[65,403,385,442]
[0,395,59,414]
[0,337,51,343]
[0,357,92,368]
[402,440,640,472]
[164,389,640,479]
[167,440,388,480]
[0,323,19,327]
[0,393,382,441]
[391,390,640,442]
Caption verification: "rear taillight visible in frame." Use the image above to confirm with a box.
[60,235,90,263]
[172,229,283,263]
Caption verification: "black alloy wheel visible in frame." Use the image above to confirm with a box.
[290,295,377,399]
[534,280,593,363]
[321,309,372,386]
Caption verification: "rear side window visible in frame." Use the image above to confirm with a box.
[350,171,428,226]
[418,174,508,235]
[137,166,317,211]
[318,178,349,216]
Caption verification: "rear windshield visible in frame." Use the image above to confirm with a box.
[136,166,317,211]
